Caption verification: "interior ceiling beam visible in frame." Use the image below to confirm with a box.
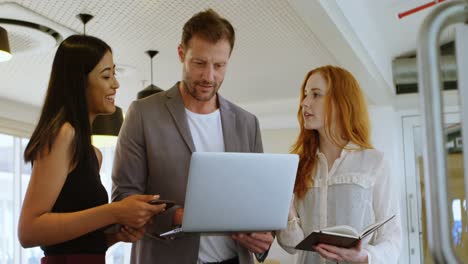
[288,0,394,106]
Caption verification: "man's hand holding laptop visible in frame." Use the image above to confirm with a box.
[232,232,274,254]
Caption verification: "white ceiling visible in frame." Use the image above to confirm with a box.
[333,0,457,100]
[0,0,336,112]
[0,0,452,128]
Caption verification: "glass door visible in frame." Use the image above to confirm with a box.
[403,112,467,263]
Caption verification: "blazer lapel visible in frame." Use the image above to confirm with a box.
[165,84,195,152]
[219,95,239,152]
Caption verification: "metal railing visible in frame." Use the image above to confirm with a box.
[417,0,468,262]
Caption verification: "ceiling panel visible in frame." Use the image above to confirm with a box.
[0,0,335,111]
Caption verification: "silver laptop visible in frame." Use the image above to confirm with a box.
[160,152,298,237]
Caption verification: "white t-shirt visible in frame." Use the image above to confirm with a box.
[185,108,238,263]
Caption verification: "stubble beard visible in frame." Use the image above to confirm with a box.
[182,79,220,102]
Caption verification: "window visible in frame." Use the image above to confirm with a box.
[0,133,15,264]
[20,138,43,264]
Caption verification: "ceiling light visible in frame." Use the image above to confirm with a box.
[92,106,125,147]
[0,26,12,62]
[0,18,64,60]
[92,106,124,137]
[137,50,164,99]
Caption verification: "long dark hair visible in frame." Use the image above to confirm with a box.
[24,35,112,168]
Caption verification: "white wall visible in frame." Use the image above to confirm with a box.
[368,105,409,263]
[262,128,298,154]
[0,97,38,137]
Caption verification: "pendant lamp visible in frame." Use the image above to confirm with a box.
[137,50,164,99]
[0,26,12,62]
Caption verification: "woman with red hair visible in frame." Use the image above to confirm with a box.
[277,66,401,263]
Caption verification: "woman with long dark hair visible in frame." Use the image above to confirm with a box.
[18,35,165,263]
[277,66,401,263]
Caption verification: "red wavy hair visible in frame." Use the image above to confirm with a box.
[291,65,373,199]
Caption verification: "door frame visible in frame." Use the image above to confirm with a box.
[402,111,461,263]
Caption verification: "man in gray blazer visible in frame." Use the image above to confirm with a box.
[112,9,274,264]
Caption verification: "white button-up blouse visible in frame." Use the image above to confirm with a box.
[277,144,402,264]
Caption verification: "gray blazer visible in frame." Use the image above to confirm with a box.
[112,83,263,264]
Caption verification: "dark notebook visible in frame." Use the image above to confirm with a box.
[295,214,396,250]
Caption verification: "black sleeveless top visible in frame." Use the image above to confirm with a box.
[42,147,109,255]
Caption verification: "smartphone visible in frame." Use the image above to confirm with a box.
[149,199,176,210]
